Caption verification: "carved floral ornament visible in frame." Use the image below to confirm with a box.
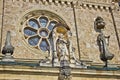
[19,10,70,55]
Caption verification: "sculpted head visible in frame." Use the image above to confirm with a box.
[95,16,105,30]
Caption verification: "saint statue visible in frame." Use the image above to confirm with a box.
[56,34,69,61]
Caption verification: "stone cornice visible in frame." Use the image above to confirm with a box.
[79,1,111,10]
[0,65,120,78]
[12,0,115,11]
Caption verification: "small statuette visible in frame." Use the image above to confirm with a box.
[95,16,114,68]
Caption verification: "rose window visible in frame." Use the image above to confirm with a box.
[23,16,58,51]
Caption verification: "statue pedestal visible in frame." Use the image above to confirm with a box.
[2,53,15,62]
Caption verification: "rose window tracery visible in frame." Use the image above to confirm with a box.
[20,10,70,55]
[23,16,58,51]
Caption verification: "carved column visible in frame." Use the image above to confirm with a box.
[58,60,72,80]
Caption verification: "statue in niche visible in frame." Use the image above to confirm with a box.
[95,16,114,67]
[39,23,86,68]
[2,31,15,62]
[56,34,69,61]
[56,31,86,68]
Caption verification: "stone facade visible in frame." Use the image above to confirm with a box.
[0,0,120,80]
[0,0,3,53]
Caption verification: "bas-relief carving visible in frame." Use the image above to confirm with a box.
[95,16,114,68]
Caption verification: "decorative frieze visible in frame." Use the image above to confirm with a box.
[82,0,112,4]
[81,2,110,11]
[12,0,112,11]
[12,0,76,7]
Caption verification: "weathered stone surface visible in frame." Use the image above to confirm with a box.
[113,6,120,64]
[0,65,120,80]
[0,0,119,64]
[75,6,119,64]
[0,0,3,55]
[1,0,79,60]
[0,0,120,80]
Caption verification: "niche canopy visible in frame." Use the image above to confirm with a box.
[55,24,68,35]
